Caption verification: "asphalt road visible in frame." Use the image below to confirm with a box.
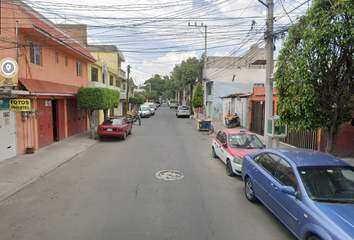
[0,104,297,240]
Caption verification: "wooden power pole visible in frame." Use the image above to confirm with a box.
[125,65,130,115]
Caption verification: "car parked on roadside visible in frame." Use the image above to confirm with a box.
[242,148,354,240]
[176,106,190,118]
[169,99,178,109]
[97,116,132,140]
[212,129,264,176]
[139,106,151,118]
[142,103,155,115]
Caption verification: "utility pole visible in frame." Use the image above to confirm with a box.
[259,0,274,148]
[188,22,207,116]
[125,65,130,115]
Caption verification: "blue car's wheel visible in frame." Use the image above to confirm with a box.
[245,177,257,202]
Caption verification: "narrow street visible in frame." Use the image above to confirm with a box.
[0,104,296,240]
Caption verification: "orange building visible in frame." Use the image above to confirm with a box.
[250,85,354,157]
[0,0,95,161]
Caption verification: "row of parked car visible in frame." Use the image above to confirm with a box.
[211,128,354,240]
[96,102,161,140]
[139,102,160,118]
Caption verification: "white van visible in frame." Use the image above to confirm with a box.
[142,103,155,115]
[169,99,178,109]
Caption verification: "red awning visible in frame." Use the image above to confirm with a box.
[19,78,80,95]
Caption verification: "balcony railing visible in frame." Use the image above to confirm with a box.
[120,90,126,100]
[119,68,126,80]
[87,81,107,88]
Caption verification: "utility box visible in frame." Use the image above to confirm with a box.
[267,115,287,138]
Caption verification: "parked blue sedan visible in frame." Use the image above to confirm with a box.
[241,148,354,240]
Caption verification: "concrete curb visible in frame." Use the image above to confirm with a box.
[0,131,97,202]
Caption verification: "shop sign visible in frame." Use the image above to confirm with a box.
[0,58,19,87]
[9,99,31,111]
[0,98,11,110]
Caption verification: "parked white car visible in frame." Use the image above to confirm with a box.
[169,99,178,109]
[139,106,151,118]
[142,103,155,116]
[176,106,190,118]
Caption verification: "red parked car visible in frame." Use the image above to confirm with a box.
[97,116,132,140]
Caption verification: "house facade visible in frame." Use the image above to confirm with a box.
[250,86,354,156]
[87,45,128,115]
[203,44,268,121]
[0,0,96,162]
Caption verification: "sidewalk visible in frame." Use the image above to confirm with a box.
[0,131,97,202]
[194,115,354,166]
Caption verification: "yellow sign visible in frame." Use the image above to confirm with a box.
[10,99,31,111]
[0,58,19,87]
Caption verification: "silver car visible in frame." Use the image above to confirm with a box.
[139,106,151,118]
[176,106,190,118]
[142,103,155,116]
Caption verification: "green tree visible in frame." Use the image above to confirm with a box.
[77,87,120,139]
[192,82,204,117]
[143,75,167,97]
[171,57,203,111]
[129,97,146,110]
[275,0,354,154]
[142,90,158,102]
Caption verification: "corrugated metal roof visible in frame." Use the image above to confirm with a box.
[17,4,95,62]
[20,78,79,94]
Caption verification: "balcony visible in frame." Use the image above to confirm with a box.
[120,90,126,100]
[119,68,126,80]
[87,81,107,88]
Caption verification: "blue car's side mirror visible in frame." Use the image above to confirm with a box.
[281,186,297,196]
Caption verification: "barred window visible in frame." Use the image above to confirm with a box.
[30,42,41,66]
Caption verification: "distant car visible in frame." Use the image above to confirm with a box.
[212,129,264,176]
[176,106,190,118]
[142,103,155,115]
[139,106,151,118]
[242,148,354,240]
[169,99,178,109]
[97,116,132,140]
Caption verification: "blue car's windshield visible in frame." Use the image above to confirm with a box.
[298,166,354,202]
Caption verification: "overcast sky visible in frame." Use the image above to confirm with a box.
[23,0,311,86]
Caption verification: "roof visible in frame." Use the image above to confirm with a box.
[87,45,125,62]
[17,2,95,62]
[221,92,253,99]
[19,78,80,94]
[223,129,255,135]
[87,45,118,52]
[270,148,351,167]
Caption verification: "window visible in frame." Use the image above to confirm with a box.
[216,131,227,146]
[76,62,82,77]
[259,153,279,175]
[275,158,298,189]
[122,84,126,91]
[55,52,58,63]
[30,42,41,66]
[91,67,98,82]
[110,75,114,86]
[65,56,68,66]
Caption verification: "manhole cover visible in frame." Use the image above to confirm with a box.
[155,170,184,181]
